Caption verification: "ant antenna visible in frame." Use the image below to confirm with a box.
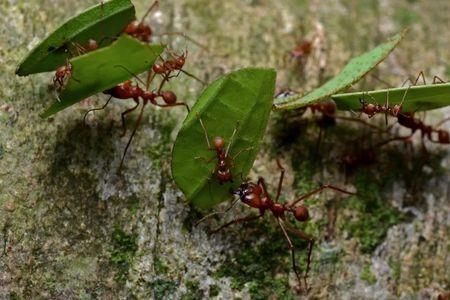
[140,1,159,23]
[196,112,212,149]
[225,121,240,157]
[398,85,411,108]
[194,198,240,226]
[114,65,147,87]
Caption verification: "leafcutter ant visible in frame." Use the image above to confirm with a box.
[196,159,355,292]
[195,113,252,185]
[84,66,189,171]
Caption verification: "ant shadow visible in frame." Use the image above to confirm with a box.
[28,119,138,287]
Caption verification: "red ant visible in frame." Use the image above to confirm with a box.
[359,88,409,122]
[84,65,189,171]
[195,114,252,185]
[52,39,102,91]
[197,159,356,292]
[291,40,313,60]
[123,1,206,49]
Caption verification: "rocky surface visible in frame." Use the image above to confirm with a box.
[0,0,449,299]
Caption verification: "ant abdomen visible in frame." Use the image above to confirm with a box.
[161,91,177,104]
[293,205,309,222]
[438,130,450,143]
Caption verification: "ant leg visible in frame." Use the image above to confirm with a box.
[118,102,147,172]
[180,69,207,85]
[414,71,426,86]
[194,156,215,163]
[114,65,147,86]
[277,218,303,291]
[231,147,253,164]
[210,212,263,234]
[287,185,355,208]
[140,1,159,23]
[433,76,445,84]
[154,102,190,112]
[284,220,315,291]
[194,198,240,226]
[275,159,285,202]
[121,99,140,137]
[83,96,113,125]
[257,177,270,196]
[196,112,212,149]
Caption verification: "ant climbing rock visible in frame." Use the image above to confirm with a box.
[196,113,252,185]
[196,159,356,292]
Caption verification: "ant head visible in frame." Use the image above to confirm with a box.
[175,56,186,69]
[152,64,165,74]
[124,20,140,34]
[392,104,402,116]
[364,103,377,116]
[230,181,261,199]
[87,39,99,51]
[293,205,309,222]
[213,137,224,149]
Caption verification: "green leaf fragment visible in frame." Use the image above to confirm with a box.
[41,35,164,118]
[16,0,136,76]
[273,31,405,110]
[172,68,277,210]
[332,82,450,112]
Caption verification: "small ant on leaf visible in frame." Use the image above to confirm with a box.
[195,113,252,185]
[196,159,356,292]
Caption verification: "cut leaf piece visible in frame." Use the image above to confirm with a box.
[41,35,164,118]
[333,83,450,112]
[16,0,135,76]
[274,31,405,110]
[172,68,276,210]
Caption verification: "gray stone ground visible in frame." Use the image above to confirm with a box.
[1,0,449,299]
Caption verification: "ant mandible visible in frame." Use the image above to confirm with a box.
[197,159,356,292]
[195,113,252,185]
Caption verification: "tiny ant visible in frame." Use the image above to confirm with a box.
[197,159,355,292]
[84,66,189,171]
[196,113,252,185]
[53,60,73,89]
[291,40,313,60]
